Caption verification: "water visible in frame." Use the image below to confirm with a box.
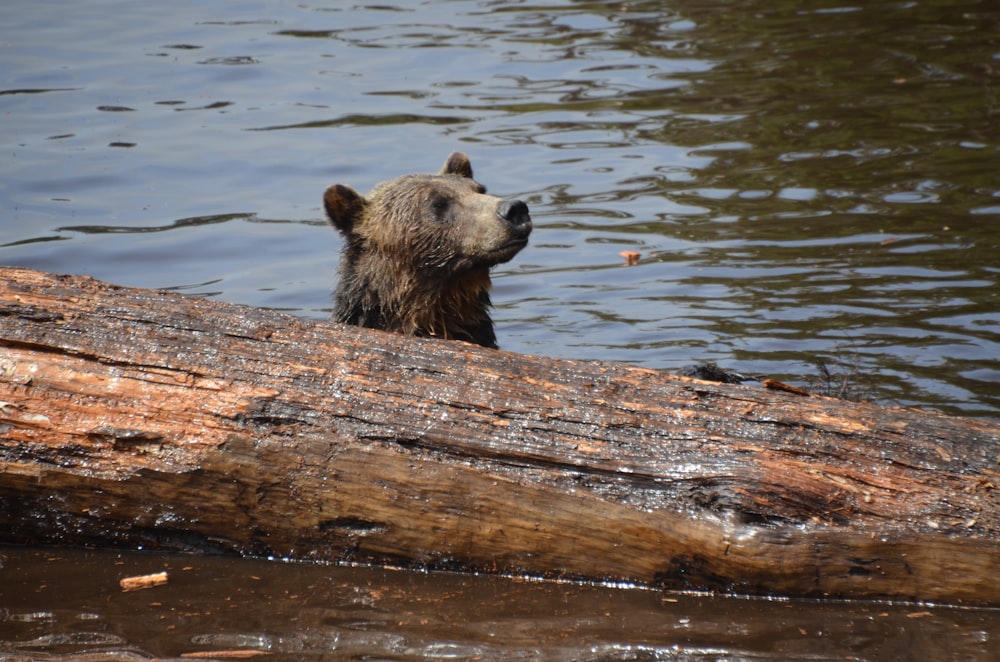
[4,0,999,418]
[2,0,999,658]
[2,546,999,661]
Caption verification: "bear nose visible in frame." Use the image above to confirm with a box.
[497,199,531,231]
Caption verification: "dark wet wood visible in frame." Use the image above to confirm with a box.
[1,266,998,605]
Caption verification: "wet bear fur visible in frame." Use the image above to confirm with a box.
[323,152,531,349]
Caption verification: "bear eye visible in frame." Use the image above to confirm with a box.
[431,195,452,218]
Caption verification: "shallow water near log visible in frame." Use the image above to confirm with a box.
[1,546,998,661]
[1,0,999,658]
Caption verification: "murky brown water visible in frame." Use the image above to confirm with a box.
[3,547,999,661]
[2,0,999,658]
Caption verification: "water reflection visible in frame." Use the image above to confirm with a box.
[488,0,1000,417]
[3,547,999,661]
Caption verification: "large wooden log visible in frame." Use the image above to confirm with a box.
[1,266,998,605]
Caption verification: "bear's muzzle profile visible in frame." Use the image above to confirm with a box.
[494,198,532,257]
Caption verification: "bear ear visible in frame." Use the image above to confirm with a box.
[440,152,474,179]
[323,184,367,236]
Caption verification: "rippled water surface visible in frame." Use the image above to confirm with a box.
[2,0,999,658]
[4,0,999,417]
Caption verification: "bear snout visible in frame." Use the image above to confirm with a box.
[497,199,532,238]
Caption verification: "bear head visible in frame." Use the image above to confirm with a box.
[323,152,531,348]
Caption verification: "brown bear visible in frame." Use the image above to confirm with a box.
[323,152,532,349]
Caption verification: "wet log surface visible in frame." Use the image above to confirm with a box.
[1,266,998,605]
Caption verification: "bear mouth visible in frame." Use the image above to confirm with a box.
[496,237,529,258]
[501,237,529,251]
[482,237,529,265]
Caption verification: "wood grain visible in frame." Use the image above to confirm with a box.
[1,266,998,605]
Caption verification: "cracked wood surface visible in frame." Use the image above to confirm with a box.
[1,266,998,605]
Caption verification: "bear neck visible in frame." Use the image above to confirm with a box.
[336,256,498,348]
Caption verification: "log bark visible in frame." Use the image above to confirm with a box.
[1,266,998,605]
